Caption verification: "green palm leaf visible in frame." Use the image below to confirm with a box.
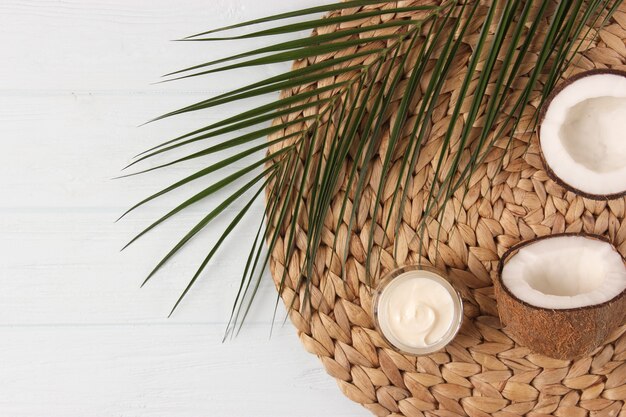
[121,0,620,332]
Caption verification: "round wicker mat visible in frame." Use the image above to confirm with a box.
[267,2,626,416]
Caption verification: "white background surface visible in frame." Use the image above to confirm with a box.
[0,1,365,415]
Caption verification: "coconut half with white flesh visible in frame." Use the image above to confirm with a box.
[539,69,626,199]
[495,233,626,359]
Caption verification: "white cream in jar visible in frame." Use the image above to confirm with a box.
[373,267,463,355]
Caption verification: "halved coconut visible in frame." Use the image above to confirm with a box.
[539,69,626,199]
[495,233,626,359]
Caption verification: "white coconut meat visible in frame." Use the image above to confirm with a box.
[501,235,626,309]
[540,72,626,196]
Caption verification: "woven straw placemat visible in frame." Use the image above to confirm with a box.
[267,2,626,416]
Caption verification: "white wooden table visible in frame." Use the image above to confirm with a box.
[0,1,365,415]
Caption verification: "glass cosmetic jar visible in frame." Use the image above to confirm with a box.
[372,265,463,356]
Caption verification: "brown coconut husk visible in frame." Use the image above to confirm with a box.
[538,69,626,200]
[495,232,626,360]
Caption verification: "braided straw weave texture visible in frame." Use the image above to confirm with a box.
[267,1,626,416]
